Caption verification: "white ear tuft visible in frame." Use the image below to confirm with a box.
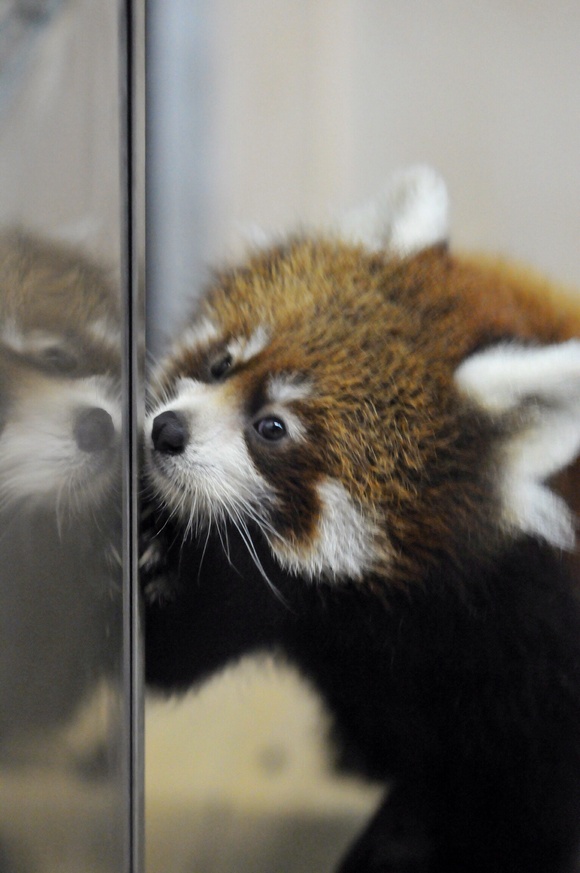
[455,341,580,549]
[336,165,449,256]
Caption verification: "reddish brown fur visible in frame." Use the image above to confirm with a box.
[0,231,119,356]
[156,239,580,588]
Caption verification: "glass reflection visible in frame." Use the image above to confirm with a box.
[0,231,124,872]
[0,1,132,871]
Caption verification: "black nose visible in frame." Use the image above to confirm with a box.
[75,407,115,452]
[152,410,187,454]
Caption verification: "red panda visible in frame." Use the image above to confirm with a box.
[0,230,121,516]
[142,167,580,873]
[0,231,122,749]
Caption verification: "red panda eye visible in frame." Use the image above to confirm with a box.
[254,416,287,441]
[209,353,233,380]
[40,345,78,373]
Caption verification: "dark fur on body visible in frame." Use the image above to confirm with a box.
[145,513,580,872]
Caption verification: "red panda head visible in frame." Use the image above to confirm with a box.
[145,167,580,588]
[0,233,121,518]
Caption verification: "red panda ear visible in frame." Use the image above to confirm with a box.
[455,341,580,550]
[237,166,449,257]
[335,165,449,256]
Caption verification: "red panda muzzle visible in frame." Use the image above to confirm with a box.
[151,410,188,455]
[74,406,115,453]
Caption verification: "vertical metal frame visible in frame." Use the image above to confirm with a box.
[124,0,145,869]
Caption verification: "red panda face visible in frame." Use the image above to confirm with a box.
[145,167,580,588]
[145,239,498,585]
[0,352,120,515]
[147,313,390,582]
[0,234,121,519]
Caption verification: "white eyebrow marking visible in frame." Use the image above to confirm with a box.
[227,325,270,364]
[267,374,312,404]
[176,318,222,352]
[87,318,120,350]
[0,319,26,352]
[0,322,66,356]
[150,318,223,391]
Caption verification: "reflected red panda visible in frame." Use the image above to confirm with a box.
[0,231,122,749]
[143,167,580,873]
[0,230,121,516]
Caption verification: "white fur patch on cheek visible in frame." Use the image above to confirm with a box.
[270,478,387,582]
[315,480,386,580]
[455,340,580,549]
[0,376,120,511]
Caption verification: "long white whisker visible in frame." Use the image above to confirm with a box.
[216,518,233,565]
[229,508,291,610]
[195,524,213,584]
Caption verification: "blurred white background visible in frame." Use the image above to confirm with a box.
[147,0,580,349]
[145,3,580,871]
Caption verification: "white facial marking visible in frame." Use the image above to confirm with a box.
[147,379,272,530]
[0,323,65,357]
[175,318,221,355]
[267,374,312,405]
[270,479,386,582]
[149,318,221,396]
[0,319,26,352]
[336,165,449,257]
[0,375,120,512]
[227,325,270,364]
[455,340,580,549]
[87,318,120,351]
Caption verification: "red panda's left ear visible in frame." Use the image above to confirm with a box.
[336,165,449,257]
[455,340,580,550]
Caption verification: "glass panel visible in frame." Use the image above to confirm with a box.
[0,1,141,871]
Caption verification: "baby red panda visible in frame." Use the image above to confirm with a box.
[0,231,122,746]
[143,167,580,873]
[0,230,121,516]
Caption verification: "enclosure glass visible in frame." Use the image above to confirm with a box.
[0,1,141,871]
